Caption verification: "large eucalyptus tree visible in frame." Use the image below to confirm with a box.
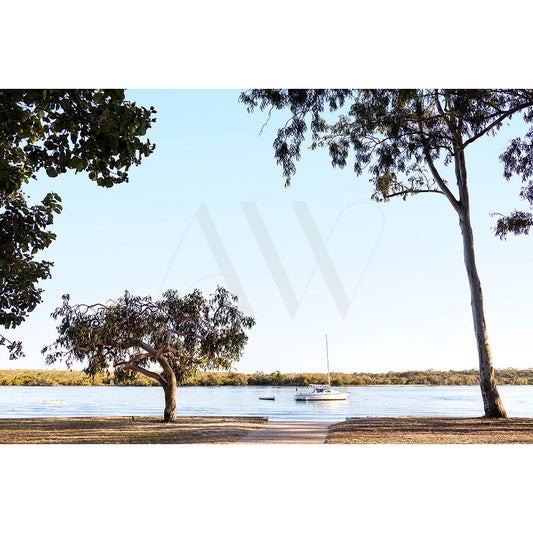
[43,287,255,422]
[240,89,533,418]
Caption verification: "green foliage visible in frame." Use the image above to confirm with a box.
[241,90,533,418]
[0,368,156,386]
[240,89,533,234]
[0,89,156,192]
[494,210,533,239]
[0,192,61,325]
[2,368,533,386]
[43,286,256,388]
[0,90,156,357]
[181,368,533,386]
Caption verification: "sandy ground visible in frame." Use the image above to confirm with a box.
[3,416,533,444]
[237,421,331,444]
[0,416,268,444]
[326,417,533,444]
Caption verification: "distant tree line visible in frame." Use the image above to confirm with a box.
[1,368,533,387]
[0,369,156,387]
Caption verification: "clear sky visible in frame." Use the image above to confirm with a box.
[3,7,533,530]
[3,89,533,374]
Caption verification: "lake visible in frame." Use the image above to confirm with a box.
[1,385,532,422]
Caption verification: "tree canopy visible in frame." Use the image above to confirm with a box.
[240,89,533,418]
[240,89,533,235]
[0,90,156,357]
[43,287,256,421]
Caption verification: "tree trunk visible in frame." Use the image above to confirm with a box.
[156,353,178,422]
[443,126,508,419]
[458,206,507,418]
[163,379,177,422]
[421,94,506,417]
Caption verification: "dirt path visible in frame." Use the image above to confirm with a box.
[237,421,332,444]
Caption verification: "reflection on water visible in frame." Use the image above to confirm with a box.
[0,385,531,422]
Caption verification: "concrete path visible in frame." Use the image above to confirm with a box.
[237,421,331,444]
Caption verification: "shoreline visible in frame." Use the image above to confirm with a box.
[0,415,268,444]
[327,416,533,444]
[2,368,533,387]
[2,415,533,444]
[2,383,533,387]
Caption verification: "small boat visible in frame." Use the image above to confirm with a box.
[259,396,275,401]
[294,384,350,401]
[43,400,66,405]
[294,335,350,402]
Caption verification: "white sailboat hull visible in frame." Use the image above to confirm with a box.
[295,335,350,401]
[294,387,350,401]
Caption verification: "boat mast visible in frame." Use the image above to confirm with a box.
[325,334,331,388]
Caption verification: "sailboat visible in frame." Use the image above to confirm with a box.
[294,335,350,401]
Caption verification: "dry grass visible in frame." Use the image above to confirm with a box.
[0,416,268,444]
[326,417,533,444]
[6,416,533,445]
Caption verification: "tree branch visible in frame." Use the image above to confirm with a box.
[432,90,533,155]
[114,352,151,367]
[434,90,458,140]
[460,101,533,153]
[155,352,176,387]
[167,328,207,342]
[122,363,166,386]
[258,105,274,136]
[412,94,461,213]
[385,188,445,200]
[433,91,472,207]
[139,341,157,356]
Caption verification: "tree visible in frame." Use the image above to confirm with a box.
[240,89,533,418]
[42,287,255,422]
[0,90,156,357]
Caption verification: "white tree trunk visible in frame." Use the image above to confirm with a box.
[458,205,507,418]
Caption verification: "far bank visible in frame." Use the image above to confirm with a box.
[1,368,533,387]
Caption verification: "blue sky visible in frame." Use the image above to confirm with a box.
[4,89,533,374]
[3,7,533,529]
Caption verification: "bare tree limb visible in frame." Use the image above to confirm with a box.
[412,93,461,213]
[385,188,445,200]
[138,341,157,356]
[123,363,166,386]
[460,101,533,153]
[114,352,151,367]
[167,328,207,342]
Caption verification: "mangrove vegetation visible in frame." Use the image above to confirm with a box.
[2,368,533,387]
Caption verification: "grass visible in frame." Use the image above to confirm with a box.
[0,416,268,444]
[326,417,533,444]
[4,416,533,444]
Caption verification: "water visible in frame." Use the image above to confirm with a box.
[1,385,532,422]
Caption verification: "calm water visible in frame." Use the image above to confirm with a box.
[1,385,532,422]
